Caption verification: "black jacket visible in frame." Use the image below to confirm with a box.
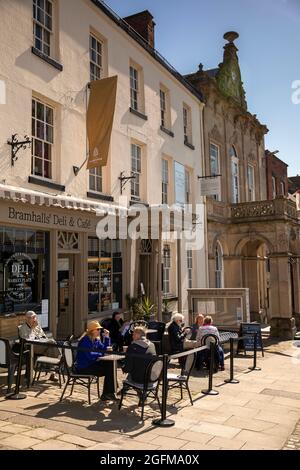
[168,321,186,354]
[108,318,124,343]
[123,339,156,384]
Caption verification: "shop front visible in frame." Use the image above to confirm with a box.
[0,185,127,339]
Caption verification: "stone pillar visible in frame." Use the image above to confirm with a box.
[243,257,260,322]
[269,255,296,339]
[49,230,58,337]
[292,258,300,328]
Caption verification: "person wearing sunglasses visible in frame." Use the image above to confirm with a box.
[75,320,116,401]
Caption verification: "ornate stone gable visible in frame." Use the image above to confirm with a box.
[209,124,222,143]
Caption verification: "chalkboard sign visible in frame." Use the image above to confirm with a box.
[238,322,264,355]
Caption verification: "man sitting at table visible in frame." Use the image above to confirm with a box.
[122,326,156,384]
[18,310,59,381]
[75,321,117,401]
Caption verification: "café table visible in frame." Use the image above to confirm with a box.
[97,353,124,395]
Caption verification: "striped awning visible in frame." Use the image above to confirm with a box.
[0,183,123,216]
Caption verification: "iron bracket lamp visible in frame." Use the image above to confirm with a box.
[8,134,32,166]
[119,171,136,195]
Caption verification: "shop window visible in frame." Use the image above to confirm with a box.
[0,227,50,327]
[88,238,122,314]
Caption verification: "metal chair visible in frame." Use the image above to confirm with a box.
[32,348,65,388]
[0,337,30,394]
[147,321,166,354]
[60,342,100,404]
[118,357,163,421]
[166,352,196,406]
[199,334,220,372]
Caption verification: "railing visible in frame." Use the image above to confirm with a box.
[231,197,299,221]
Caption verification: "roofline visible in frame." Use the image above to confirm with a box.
[265,150,289,167]
[90,0,204,103]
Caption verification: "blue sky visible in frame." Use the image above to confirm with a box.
[105,0,299,176]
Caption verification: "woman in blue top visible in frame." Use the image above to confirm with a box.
[75,320,116,401]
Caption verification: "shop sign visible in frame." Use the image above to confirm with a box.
[7,207,92,230]
[4,252,35,303]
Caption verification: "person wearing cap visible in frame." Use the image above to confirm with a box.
[75,321,116,401]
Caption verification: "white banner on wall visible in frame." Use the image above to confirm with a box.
[199,176,221,197]
[174,161,185,207]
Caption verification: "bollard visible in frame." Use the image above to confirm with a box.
[201,342,219,396]
[6,337,27,400]
[152,354,175,427]
[224,338,239,384]
[248,333,261,371]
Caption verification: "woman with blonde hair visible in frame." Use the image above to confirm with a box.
[75,321,116,400]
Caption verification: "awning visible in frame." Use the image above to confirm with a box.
[0,183,125,216]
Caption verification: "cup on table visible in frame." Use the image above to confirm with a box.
[106,346,113,353]
[123,346,128,353]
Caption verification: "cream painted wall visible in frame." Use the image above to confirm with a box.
[0,0,208,308]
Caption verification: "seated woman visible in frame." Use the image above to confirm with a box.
[196,316,225,371]
[167,313,189,366]
[190,314,204,340]
[75,321,117,401]
[106,312,124,351]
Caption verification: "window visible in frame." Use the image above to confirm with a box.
[0,227,50,325]
[187,249,193,289]
[89,34,103,81]
[33,0,53,57]
[89,167,102,193]
[32,98,54,179]
[88,238,122,314]
[230,147,239,203]
[280,181,285,196]
[215,242,223,288]
[160,86,171,130]
[162,159,169,204]
[210,143,220,200]
[272,176,277,199]
[183,104,192,144]
[162,245,171,295]
[130,66,139,111]
[185,169,191,204]
[131,143,141,200]
[247,164,255,202]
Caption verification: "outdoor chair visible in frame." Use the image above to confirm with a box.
[166,351,196,406]
[198,334,220,372]
[60,342,100,404]
[0,337,30,394]
[32,347,65,388]
[147,321,166,354]
[118,357,163,421]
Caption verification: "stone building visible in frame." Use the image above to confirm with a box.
[186,32,300,338]
[265,150,289,200]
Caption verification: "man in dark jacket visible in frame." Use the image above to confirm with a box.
[122,326,156,384]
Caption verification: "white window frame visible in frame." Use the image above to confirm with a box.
[130,65,139,111]
[89,167,102,193]
[185,169,191,204]
[280,181,285,196]
[187,249,193,289]
[160,86,171,130]
[183,104,192,144]
[131,143,142,200]
[215,242,224,288]
[31,97,54,180]
[272,176,277,199]
[163,245,171,295]
[33,0,53,57]
[230,147,240,204]
[89,33,103,81]
[162,159,169,204]
[210,142,220,200]
[247,164,255,202]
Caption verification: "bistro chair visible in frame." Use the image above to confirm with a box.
[60,342,100,405]
[32,347,65,388]
[146,321,166,354]
[0,337,30,394]
[166,352,196,406]
[118,357,163,421]
[199,334,220,372]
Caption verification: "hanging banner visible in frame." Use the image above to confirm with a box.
[199,176,221,197]
[174,161,185,207]
[87,76,118,169]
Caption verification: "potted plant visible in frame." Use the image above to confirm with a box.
[141,296,157,322]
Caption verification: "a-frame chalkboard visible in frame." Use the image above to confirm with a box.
[237,322,264,356]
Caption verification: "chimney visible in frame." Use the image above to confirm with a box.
[123,10,155,49]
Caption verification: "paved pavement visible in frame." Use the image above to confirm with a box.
[0,339,300,450]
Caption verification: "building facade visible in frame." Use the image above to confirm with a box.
[0,0,207,338]
[265,150,288,200]
[186,32,300,338]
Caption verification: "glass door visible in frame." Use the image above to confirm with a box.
[57,255,74,339]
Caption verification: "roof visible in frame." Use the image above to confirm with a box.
[288,176,300,194]
[90,0,204,103]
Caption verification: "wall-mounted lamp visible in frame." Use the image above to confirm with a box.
[73,166,80,176]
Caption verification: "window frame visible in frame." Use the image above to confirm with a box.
[130,65,139,111]
[272,176,277,199]
[247,164,255,202]
[162,244,171,295]
[183,104,192,145]
[185,168,191,204]
[89,166,103,194]
[33,0,53,57]
[215,242,224,288]
[162,159,169,204]
[230,147,240,204]
[89,33,103,82]
[31,97,54,180]
[187,249,193,289]
[131,143,142,200]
